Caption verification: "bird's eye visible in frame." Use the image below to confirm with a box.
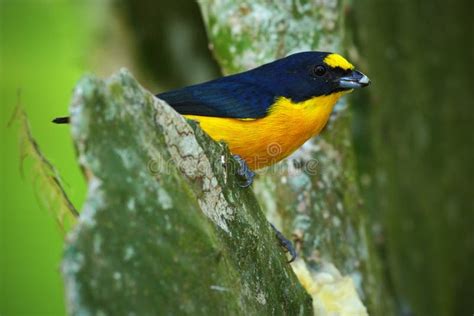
[313,65,327,76]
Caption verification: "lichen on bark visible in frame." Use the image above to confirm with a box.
[62,70,312,315]
[199,0,395,314]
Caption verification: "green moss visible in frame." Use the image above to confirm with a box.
[199,0,396,314]
[62,71,312,315]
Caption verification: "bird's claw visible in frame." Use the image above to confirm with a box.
[232,154,255,187]
[270,223,297,263]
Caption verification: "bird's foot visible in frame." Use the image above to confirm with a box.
[270,223,297,263]
[232,154,255,188]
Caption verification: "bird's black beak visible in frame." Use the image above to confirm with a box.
[337,70,370,89]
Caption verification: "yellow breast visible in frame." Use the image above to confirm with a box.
[185,92,346,169]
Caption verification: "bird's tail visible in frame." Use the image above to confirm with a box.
[52,116,70,124]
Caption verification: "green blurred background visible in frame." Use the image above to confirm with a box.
[1,0,473,315]
[1,1,217,315]
[1,2,90,315]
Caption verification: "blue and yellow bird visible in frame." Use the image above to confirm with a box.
[53,51,369,261]
[54,51,369,184]
[156,51,369,182]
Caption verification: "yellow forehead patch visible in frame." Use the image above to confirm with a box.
[323,53,354,70]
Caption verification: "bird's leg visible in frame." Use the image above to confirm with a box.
[232,154,255,188]
[270,223,297,263]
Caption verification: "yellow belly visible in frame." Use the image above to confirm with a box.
[185,92,346,169]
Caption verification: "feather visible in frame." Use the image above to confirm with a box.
[156,78,276,119]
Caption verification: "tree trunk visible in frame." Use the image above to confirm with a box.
[62,71,312,315]
[199,1,395,314]
[354,1,474,315]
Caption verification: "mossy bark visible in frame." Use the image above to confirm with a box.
[62,71,312,315]
[199,1,394,315]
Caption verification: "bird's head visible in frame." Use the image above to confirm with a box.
[254,51,370,102]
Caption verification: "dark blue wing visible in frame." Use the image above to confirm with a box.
[156,78,276,119]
